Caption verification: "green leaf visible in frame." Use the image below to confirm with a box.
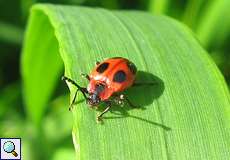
[148,0,169,15]
[195,0,230,48]
[182,0,205,29]
[22,4,230,159]
[43,94,72,143]
[21,7,63,126]
[0,21,24,45]
[0,83,21,118]
[52,148,75,160]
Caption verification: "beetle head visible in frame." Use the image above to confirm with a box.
[87,83,105,106]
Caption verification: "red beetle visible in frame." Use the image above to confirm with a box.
[63,57,151,121]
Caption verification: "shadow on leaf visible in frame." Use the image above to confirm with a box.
[98,71,170,130]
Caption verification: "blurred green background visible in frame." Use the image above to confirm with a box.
[0,0,229,160]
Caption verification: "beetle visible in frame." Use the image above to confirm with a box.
[62,57,153,121]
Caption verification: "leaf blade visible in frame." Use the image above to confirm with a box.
[22,4,230,159]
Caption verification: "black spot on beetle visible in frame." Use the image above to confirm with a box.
[96,62,109,73]
[127,61,137,74]
[113,70,126,83]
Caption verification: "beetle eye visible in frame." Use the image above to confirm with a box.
[95,83,105,93]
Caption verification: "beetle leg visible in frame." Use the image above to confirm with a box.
[80,73,90,81]
[62,76,88,101]
[95,61,100,65]
[69,88,79,111]
[97,101,111,122]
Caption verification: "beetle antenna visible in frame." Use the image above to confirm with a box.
[62,76,83,89]
[62,76,88,100]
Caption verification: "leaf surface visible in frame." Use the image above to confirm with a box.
[22,4,230,159]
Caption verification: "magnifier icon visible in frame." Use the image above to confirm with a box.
[3,141,18,157]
